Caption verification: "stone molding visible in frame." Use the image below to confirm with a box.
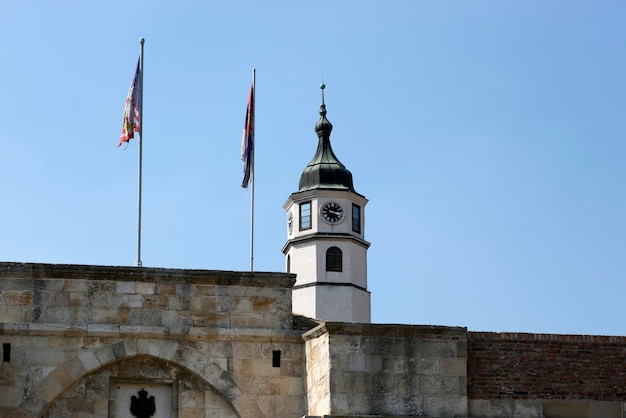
[303,321,467,341]
[0,261,296,288]
[0,321,304,342]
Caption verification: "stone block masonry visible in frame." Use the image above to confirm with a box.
[0,262,295,330]
[0,262,305,418]
[304,322,468,417]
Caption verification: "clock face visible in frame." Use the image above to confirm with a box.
[320,202,344,224]
[287,212,293,233]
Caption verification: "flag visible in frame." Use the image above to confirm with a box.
[119,59,142,147]
[240,83,254,188]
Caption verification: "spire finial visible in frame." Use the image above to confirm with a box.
[319,82,327,117]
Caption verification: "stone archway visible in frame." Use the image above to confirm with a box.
[14,339,263,418]
[42,355,238,417]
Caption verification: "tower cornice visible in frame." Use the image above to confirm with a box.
[284,189,368,210]
[282,232,371,254]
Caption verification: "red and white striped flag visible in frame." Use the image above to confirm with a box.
[119,59,142,146]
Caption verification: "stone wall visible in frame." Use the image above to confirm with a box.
[303,328,331,415]
[0,262,304,418]
[0,262,294,330]
[4,261,626,418]
[304,322,468,417]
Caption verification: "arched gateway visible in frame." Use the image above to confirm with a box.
[1,263,303,418]
[28,341,252,417]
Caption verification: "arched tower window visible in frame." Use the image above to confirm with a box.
[287,255,291,273]
[326,247,342,272]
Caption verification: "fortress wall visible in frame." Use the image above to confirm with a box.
[468,331,626,417]
[304,322,468,417]
[0,262,304,418]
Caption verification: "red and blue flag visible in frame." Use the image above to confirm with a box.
[240,84,254,188]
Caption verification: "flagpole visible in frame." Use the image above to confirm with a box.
[136,37,145,267]
[249,68,255,272]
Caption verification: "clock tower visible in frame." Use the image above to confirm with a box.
[282,85,371,323]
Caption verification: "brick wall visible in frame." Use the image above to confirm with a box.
[468,332,626,401]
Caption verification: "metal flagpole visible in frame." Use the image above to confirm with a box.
[136,37,145,267]
[249,68,255,271]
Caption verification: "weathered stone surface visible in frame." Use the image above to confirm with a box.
[470,399,543,418]
[303,322,468,417]
[0,387,21,408]
[4,262,623,418]
[0,260,301,417]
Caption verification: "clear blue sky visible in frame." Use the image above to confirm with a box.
[1,1,625,336]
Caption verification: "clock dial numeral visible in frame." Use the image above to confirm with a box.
[321,202,344,224]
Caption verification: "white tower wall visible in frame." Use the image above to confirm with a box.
[283,190,370,323]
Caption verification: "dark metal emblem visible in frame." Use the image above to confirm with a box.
[130,388,156,418]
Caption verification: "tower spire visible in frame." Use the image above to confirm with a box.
[298,83,356,193]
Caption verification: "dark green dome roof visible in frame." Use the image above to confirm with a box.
[298,100,355,193]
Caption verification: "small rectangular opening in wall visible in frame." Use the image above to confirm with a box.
[2,343,10,362]
[272,350,281,368]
